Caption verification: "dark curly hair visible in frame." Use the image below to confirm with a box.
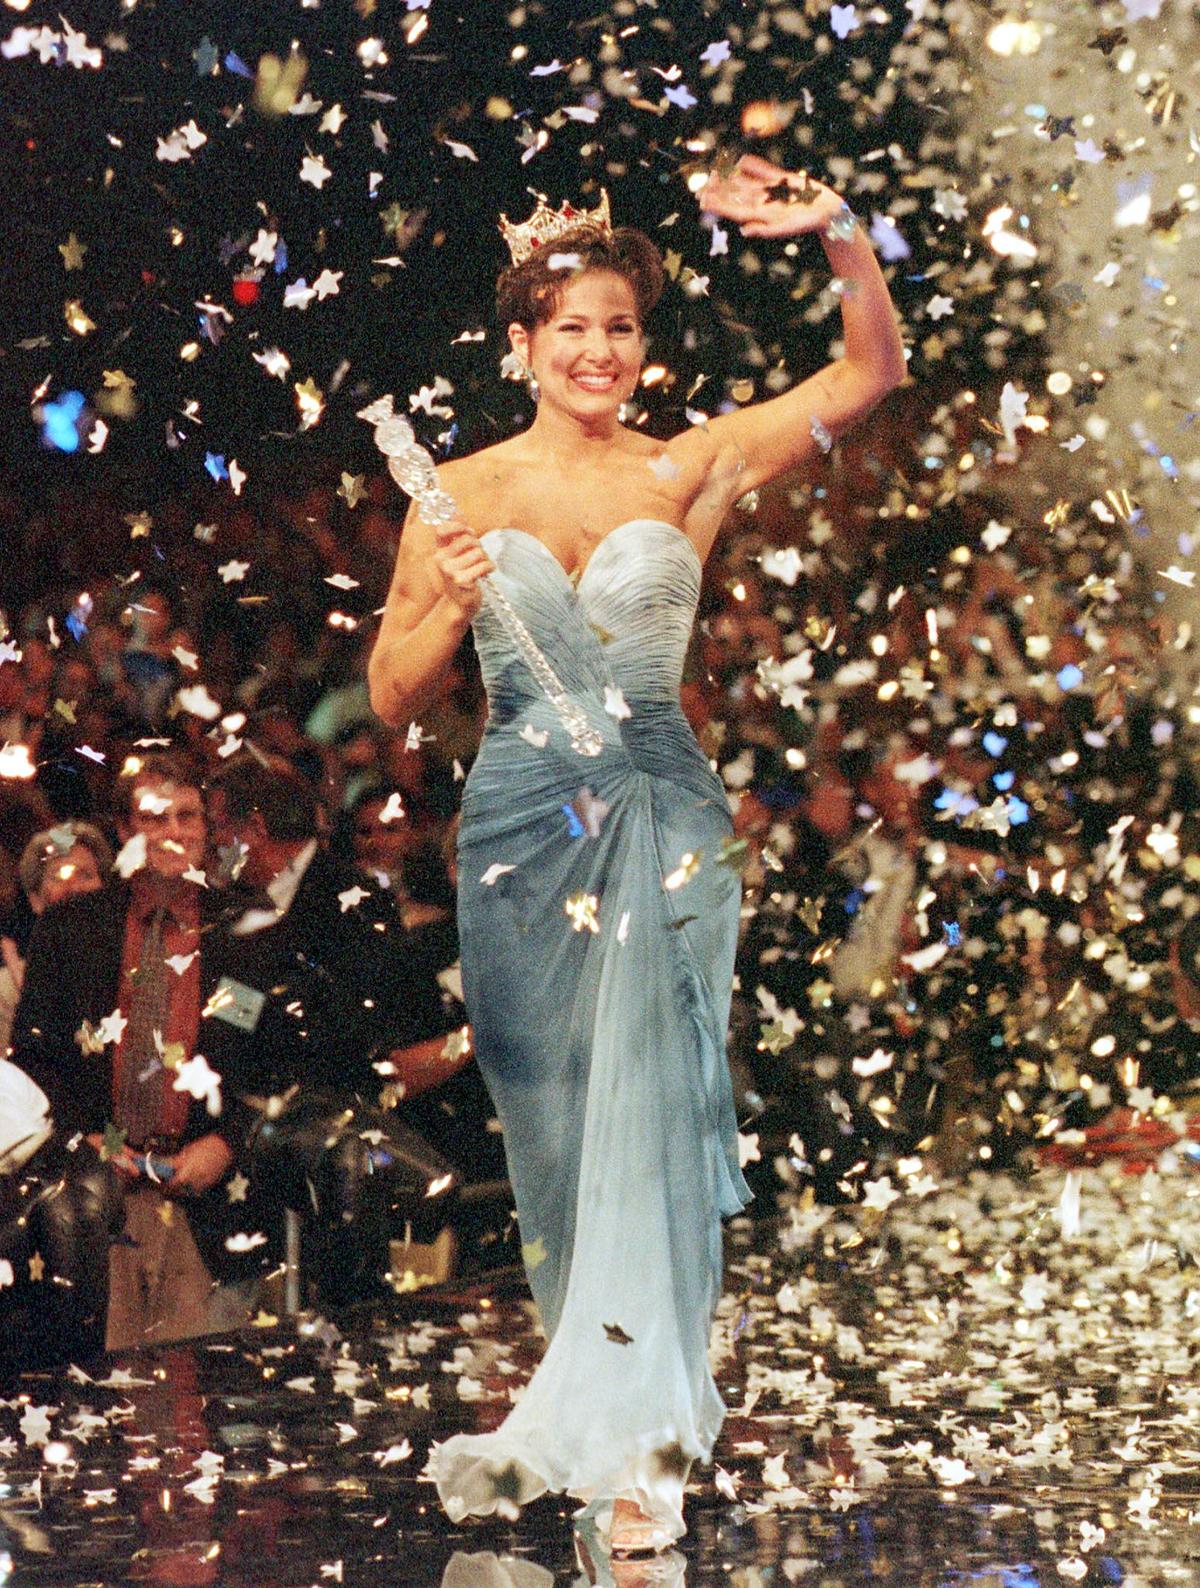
[496,223,665,331]
[208,752,320,843]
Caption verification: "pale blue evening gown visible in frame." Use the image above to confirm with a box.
[423,518,754,1547]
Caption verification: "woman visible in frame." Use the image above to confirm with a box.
[369,154,905,1560]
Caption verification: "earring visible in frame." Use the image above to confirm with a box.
[523,366,540,403]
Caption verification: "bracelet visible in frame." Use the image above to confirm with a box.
[822,202,859,244]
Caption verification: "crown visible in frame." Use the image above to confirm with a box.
[498,190,612,266]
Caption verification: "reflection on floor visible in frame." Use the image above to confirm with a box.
[2,1161,1198,1586]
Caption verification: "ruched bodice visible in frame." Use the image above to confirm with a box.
[475,518,701,708]
[425,514,753,1552]
[463,521,724,839]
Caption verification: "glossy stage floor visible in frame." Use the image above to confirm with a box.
[2,1160,1198,1588]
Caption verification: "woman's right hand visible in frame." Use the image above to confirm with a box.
[431,517,496,619]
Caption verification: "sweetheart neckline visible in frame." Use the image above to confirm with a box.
[479,519,702,589]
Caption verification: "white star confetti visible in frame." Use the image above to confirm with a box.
[603,685,631,721]
[299,152,333,189]
[172,1053,223,1115]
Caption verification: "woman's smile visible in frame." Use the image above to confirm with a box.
[570,371,620,394]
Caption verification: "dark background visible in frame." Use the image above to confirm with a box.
[0,0,990,520]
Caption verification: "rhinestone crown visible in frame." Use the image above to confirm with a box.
[498,190,612,266]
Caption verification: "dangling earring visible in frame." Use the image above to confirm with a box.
[523,366,540,403]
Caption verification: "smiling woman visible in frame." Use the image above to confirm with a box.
[510,270,644,416]
[373,170,905,1564]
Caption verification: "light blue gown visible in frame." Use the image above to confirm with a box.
[424,518,754,1546]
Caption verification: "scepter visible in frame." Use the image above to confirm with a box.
[359,397,604,757]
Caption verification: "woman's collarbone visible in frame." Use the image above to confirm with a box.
[455,446,721,547]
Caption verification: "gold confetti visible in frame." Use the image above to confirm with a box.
[664,850,702,890]
[564,891,600,934]
[338,472,366,507]
[63,299,96,335]
[58,232,86,270]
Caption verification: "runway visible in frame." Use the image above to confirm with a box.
[2,1158,1197,1586]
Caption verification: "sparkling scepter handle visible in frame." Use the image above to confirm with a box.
[359,399,604,758]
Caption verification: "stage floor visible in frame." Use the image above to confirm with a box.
[2,1161,1198,1587]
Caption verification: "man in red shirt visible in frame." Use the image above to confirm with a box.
[12,750,275,1350]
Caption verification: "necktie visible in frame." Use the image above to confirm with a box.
[114,906,171,1147]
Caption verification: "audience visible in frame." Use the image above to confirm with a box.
[3,437,1199,1353]
[206,754,466,1102]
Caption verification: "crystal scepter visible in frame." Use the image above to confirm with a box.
[359,398,604,758]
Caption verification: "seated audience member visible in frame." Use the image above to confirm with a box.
[0,821,113,1054]
[346,787,441,918]
[206,754,468,1102]
[342,787,458,968]
[10,749,275,1351]
[118,589,184,729]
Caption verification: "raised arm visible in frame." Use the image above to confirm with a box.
[695,154,907,496]
[367,490,495,728]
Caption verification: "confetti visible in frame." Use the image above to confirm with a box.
[603,685,631,721]
[172,1053,224,1115]
[299,152,332,189]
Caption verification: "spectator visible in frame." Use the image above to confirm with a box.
[118,588,185,729]
[206,753,467,1103]
[343,786,455,932]
[0,820,113,1054]
[10,749,276,1350]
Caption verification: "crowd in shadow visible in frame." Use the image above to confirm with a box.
[3,431,1200,1365]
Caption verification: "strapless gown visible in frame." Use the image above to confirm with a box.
[423,519,754,1546]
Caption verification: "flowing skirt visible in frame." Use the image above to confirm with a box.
[423,705,753,1545]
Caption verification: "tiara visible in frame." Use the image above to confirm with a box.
[498,190,612,266]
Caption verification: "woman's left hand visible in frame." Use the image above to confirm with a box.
[698,153,849,239]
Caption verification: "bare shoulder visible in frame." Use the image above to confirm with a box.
[606,424,719,473]
[658,424,746,515]
[663,424,751,550]
[661,422,720,476]
[429,441,519,521]
[435,439,520,491]
[658,421,716,456]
